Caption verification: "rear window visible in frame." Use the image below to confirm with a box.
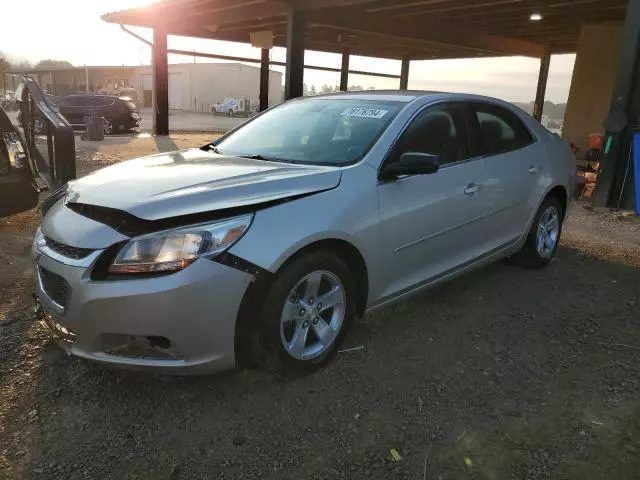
[473,103,534,156]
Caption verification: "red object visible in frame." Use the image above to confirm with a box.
[588,133,604,150]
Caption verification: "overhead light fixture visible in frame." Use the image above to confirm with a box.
[529,12,543,21]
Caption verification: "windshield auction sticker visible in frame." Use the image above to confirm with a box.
[340,108,388,119]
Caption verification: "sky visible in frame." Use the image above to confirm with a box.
[0,0,577,104]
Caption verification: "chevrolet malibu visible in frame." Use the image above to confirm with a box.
[33,91,574,375]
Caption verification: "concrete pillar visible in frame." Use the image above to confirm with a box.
[399,57,410,90]
[562,23,624,153]
[259,48,270,111]
[340,51,350,91]
[533,47,551,122]
[593,0,640,209]
[152,27,169,136]
[284,9,305,100]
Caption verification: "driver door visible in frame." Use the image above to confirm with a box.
[376,102,491,301]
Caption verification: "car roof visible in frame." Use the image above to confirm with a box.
[301,90,534,120]
[63,93,118,99]
[299,89,518,107]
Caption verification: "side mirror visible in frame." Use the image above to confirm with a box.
[381,152,440,181]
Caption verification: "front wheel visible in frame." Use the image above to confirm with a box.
[103,117,114,135]
[511,195,563,268]
[255,251,356,375]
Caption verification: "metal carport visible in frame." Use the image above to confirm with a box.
[102,0,636,210]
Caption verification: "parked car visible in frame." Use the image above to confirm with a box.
[32,91,574,375]
[17,93,61,135]
[20,93,141,135]
[1,90,17,110]
[56,94,140,135]
[212,96,253,117]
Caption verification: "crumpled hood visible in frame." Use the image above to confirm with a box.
[64,148,342,220]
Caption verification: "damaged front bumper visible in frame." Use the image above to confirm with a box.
[33,237,254,374]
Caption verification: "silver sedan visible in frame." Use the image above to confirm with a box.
[33,91,575,374]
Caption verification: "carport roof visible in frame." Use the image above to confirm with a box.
[102,0,628,60]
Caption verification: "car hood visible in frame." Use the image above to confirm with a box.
[64,148,342,220]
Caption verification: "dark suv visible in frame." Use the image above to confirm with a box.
[57,94,140,134]
[19,94,141,135]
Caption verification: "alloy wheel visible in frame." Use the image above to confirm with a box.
[279,270,346,360]
[103,118,113,135]
[33,119,44,135]
[536,205,560,258]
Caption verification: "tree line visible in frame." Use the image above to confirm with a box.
[0,52,73,90]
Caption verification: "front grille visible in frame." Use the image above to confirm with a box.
[44,236,95,259]
[39,267,71,309]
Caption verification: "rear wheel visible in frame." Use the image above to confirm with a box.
[511,195,563,268]
[255,251,355,375]
[33,118,44,135]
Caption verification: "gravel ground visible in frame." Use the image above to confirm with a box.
[1,140,640,479]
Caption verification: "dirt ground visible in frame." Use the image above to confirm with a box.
[1,135,639,479]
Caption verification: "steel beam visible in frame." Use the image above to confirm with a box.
[400,57,410,90]
[152,27,169,136]
[340,51,350,91]
[259,48,270,111]
[284,9,306,100]
[533,47,551,122]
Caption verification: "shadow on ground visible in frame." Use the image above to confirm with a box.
[2,243,639,479]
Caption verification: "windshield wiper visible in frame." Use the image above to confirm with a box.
[236,154,298,163]
[203,144,222,154]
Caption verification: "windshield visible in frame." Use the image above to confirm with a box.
[213,98,403,165]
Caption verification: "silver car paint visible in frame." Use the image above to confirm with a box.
[42,198,129,250]
[34,244,251,372]
[232,93,573,309]
[34,91,574,373]
[65,149,342,220]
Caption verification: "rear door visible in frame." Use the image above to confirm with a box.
[376,102,492,301]
[468,102,544,246]
[86,96,111,119]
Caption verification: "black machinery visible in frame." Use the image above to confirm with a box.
[0,77,76,217]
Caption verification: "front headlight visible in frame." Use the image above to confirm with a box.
[109,214,253,274]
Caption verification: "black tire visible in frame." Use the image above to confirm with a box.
[254,251,356,376]
[103,117,114,135]
[33,118,44,135]
[511,195,563,269]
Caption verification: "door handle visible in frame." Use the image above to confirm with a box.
[528,166,539,174]
[464,183,480,195]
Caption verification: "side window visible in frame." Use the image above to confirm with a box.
[85,97,105,107]
[68,97,88,107]
[474,104,534,156]
[396,103,470,165]
[97,97,115,107]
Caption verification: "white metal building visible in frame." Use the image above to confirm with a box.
[135,63,283,112]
